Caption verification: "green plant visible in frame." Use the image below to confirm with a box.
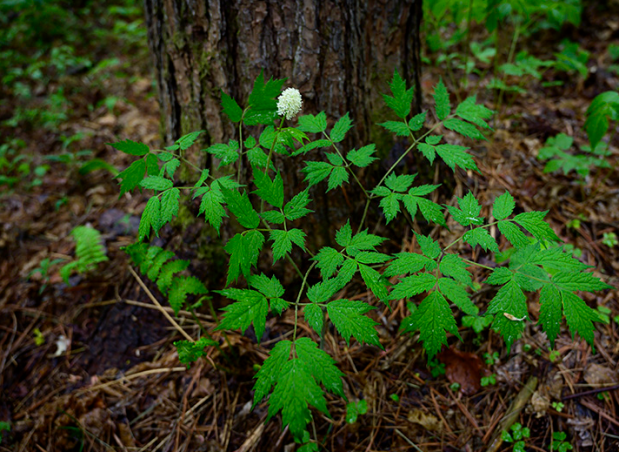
[0,421,10,444]
[537,133,612,178]
[481,373,497,386]
[501,422,530,452]
[390,393,400,402]
[33,328,45,346]
[428,357,446,377]
[552,401,564,412]
[483,351,499,365]
[450,382,461,391]
[585,91,619,151]
[551,431,573,452]
[110,70,610,447]
[345,399,368,424]
[27,257,64,294]
[60,226,109,284]
[549,350,561,363]
[602,232,618,248]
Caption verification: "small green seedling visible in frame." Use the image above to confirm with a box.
[597,306,612,324]
[502,422,530,452]
[345,399,368,424]
[483,352,499,366]
[551,431,573,452]
[449,382,461,392]
[0,422,9,444]
[390,393,400,402]
[549,350,561,363]
[552,402,564,412]
[602,233,618,248]
[33,328,45,346]
[481,374,496,387]
[428,358,446,378]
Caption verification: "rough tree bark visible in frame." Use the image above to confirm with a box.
[143,0,423,261]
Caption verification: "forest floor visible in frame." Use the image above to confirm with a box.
[0,3,618,452]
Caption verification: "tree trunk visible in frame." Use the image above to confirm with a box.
[143,0,423,275]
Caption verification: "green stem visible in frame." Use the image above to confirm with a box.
[322,131,369,199]
[293,262,317,342]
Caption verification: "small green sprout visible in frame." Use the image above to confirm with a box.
[449,382,460,392]
[602,232,618,248]
[483,351,499,366]
[502,422,530,452]
[552,402,564,412]
[345,399,368,424]
[481,374,497,387]
[390,393,400,402]
[551,431,573,452]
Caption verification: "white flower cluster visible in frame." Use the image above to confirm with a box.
[277,88,303,120]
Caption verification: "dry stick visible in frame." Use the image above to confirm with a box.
[486,376,538,452]
[77,367,186,395]
[129,266,194,342]
[562,385,619,400]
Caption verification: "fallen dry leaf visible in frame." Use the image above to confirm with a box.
[584,363,617,387]
[407,408,441,432]
[438,347,484,395]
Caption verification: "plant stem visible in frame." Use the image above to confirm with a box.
[293,262,317,342]
[323,132,369,199]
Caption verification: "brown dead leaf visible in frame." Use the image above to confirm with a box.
[584,363,617,387]
[407,408,441,432]
[438,347,484,395]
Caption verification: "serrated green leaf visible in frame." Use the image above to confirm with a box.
[433,80,451,120]
[335,221,352,247]
[302,161,333,186]
[247,146,276,171]
[385,173,416,192]
[262,210,285,224]
[253,168,284,208]
[253,340,292,408]
[354,251,391,265]
[221,91,243,122]
[199,187,227,233]
[493,191,515,220]
[293,139,332,156]
[552,272,611,292]
[156,259,189,294]
[312,247,344,279]
[513,211,559,242]
[488,279,527,349]
[116,159,146,196]
[328,166,349,191]
[270,229,306,262]
[408,111,427,131]
[204,140,240,168]
[307,279,339,304]
[194,169,210,188]
[161,158,180,179]
[384,252,436,277]
[216,288,268,342]
[435,144,479,172]
[327,300,381,347]
[298,112,327,133]
[176,131,204,150]
[498,220,530,248]
[440,254,472,287]
[248,273,285,298]
[109,139,149,156]
[538,284,562,346]
[146,153,159,176]
[224,231,264,285]
[330,113,353,143]
[438,278,478,315]
[532,247,589,272]
[270,298,289,315]
[174,337,217,369]
[379,192,402,223]
[325,152,344,166]
[411,291,459,357]
[334,260,358,289]
[409,184,440,196]
[514,264,548,291]
[486,267,513,285]
[160,188,180,225]
[455,96,494,129]
[169,276,208,315]
[245,71,285,126]
[282,189,312,220]
[463,228,499,253]
[304,303,323,336]
[405,196,446,227]
[426,135,443,145]
[140,175,172,191]
[358,263,389,302]
[562,291,601,346]
[448,192,484,226]
[146,249,175,281]
[389,273,437,300]
[222,189,260,229]
[139,196,161,240]
[379,121,411,136]
[418,143,437,164]
[383,70,414,118]
[346,144,378,167]
[295,337,345,397]
[443,118,486,140]
[347,230,386,254]
[415,232,441,259]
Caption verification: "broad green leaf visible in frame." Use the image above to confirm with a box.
[379,121,411,136]
[513,211,560,242]
[293,139,332,156]
[245,71,285,126]
[270,229,306,262]
[354,251,391,265]
[379,193,402,223]
[347,230,386,254]
[532,247,589,272]
[385,173,416,192]
[488,279,528,349]
[408,111,427,131]
[514,264,549,291]
[169,276,208,315]
[176,131,204,150]
[486,267,513,285]
[247,146,275,171]
[312,247,344,279]
[248,273,285,298]
[194,169,210,188]
[253,340,292,408]
[221,91,243,122]
[335,221,353,247]
[410,291,459,357]
[433,79,451,120]
[139,196,161,240]
[140,175,173,191]
[443,118,486,140]
[552,272,611,292]
[224,231,265,285]
[327,166,349,191]
[404,196,446,227]
[325,152,344,166]
[156,259,190,294]
[408,184,441,196]
[327,300,381,347]
[298,112,327,133]
[438,278,478,315]
[330,112,353,143]
[222,189,260,229]
[455,96,494,129]
[216,288,269,342]
[498,220,530,248]
[414,232,441,259]
[253,168,284,208]
[463,228,499,253]
[562,291,601,346]
[440,254,472,287]
[146,153,159,176]
[389,273,437,300]
[160,188,180,225]
[447,192,483,226]
[174,337,218,369]
[384,252,436,277]
[199,187,227,233]
[358,263,389,302]
[304,303,323,336]
[109,139,149,156]
[383,70,414,118]
[493,192,515,221]
[116,159,146,196]
[418,143,437,164]
[347,144,378,167]
[262,210,285,224]
[307,279,339,304]
[435,144,479,172]
[295,337,345,397]
[538,284,562,347]
[302,161,332,186]
[334,260,358,289]
[284,189,313,220]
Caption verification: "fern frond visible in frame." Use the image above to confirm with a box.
[61,226,108,283]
